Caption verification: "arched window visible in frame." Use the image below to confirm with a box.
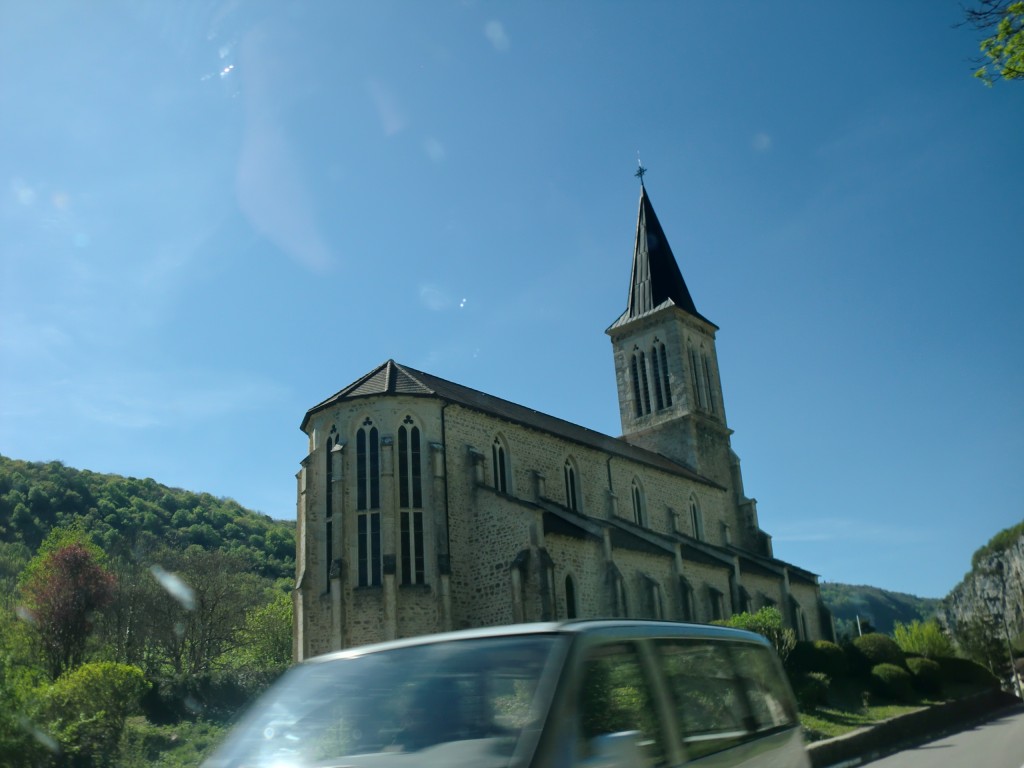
[399,417,425,585]
[565,574,577,619]
[564,459,580,512]
[658,343,672,406]
[651,345,665,411]
[630,353,643,417]
[356,419,382,587]
[492,436,509,494]
[689,348,707,410]
[689,495,704,541]
[639,351,652,414]
[702,353,716,414]
[630,477,646,527]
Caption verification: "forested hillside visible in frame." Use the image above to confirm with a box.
[0,455,294,581]
[820,582,941,638]
[0,455,297,767]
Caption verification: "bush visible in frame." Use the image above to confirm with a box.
[787,640,847,678]
[871,663,915,703]
[812,640,848,677]
[893,619,955,659]
[934,656,1000,690]
[853,634,905,669]
[792,671,830,709]
[712,607,796,663]
[906,657,943,697]
[786,641,816,675]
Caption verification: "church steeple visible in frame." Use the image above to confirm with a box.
[607,178,729,477]
[625,183,715,328]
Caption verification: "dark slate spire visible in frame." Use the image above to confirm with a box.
[625,184,714,327]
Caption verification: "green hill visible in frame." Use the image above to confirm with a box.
[820,582,941,638]
[0,454,294,583]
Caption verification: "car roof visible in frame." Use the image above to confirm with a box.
[304,619,772,664]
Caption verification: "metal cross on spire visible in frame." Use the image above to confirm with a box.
[635,154,647,186]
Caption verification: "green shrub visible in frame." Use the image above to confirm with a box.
[792,671,830,709]
[854,634,905,669]
[713,607,796,663]
[893,619,955,659]
[786,641,815,675]
[787,640,847,679]
[812,641,848,677]
[906,657,943,697]
[934,656,1000,689]
[871,663,915,703]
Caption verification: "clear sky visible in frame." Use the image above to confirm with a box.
[1,2,1021,599]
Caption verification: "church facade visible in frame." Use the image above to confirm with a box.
[293,184,831,659]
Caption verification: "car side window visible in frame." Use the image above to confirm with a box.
[656,640,751,760]
[729,643,798,731]
[578,642,665,765]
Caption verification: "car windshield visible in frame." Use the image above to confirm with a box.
[202,634,565,768]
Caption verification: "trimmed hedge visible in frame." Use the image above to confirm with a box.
[853,634,906,670]
[872,663,916,703]
[933,656,1000,689]
[792,671,830,709]
[906,657,943,697]
[788,640,848,678]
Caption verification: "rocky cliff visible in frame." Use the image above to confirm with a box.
[940,532,1024,651]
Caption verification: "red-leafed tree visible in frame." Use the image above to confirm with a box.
[20,542,116,679]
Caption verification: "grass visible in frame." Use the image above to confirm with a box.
[795,673,993,743]
[800,704,925,741]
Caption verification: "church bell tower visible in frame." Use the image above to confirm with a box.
[606,178,737,496]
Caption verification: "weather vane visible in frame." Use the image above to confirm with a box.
[635,153,647,185]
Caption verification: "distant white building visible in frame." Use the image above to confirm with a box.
[293,182,830,658]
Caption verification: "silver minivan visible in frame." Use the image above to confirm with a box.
[203,620,809,768]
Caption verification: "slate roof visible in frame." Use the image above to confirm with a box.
[608,184,717,331]
[302,359,723,489]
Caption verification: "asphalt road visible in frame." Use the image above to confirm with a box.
[866,705,1024,768]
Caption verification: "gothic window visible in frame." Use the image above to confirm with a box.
[398,418,422,509]
[399,417,425,585]
[689,348,707,410]
[492,435,509,494]
[658,342,672,406]
[702,353,716,414]
[651,345,665,411]
[400,509,425,586]
[630,477,646,527]
[565,574,578,619]
[689,496,704,541]
[630,353,644,417]
[639,351,652,414]
[356,420,382,587]
[356,420,380,511]
[564,459,580,512]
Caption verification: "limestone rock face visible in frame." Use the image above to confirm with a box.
[940,535,1024,644]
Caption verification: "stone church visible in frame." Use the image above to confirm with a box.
[293,183,831,659]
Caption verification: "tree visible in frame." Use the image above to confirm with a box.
[893,619,955,658]
[713,607,796,663]
[965,0,1024,84]
[36,661,148,767]
[218,590,294,694]
[19,540,116,679]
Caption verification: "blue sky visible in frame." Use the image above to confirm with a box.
[1,2,1021,599]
